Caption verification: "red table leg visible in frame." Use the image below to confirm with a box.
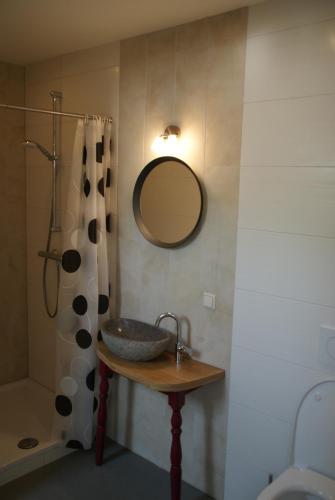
[168,392,186,500]
[96,360,112,465]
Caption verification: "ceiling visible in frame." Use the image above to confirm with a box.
[0,0,262,65]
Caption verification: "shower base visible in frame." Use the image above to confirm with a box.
[0,378,71,486]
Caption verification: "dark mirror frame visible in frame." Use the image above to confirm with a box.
[133,156,204,248]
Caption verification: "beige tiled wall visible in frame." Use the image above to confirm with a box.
[25,42,120,391]
[0,62,27,385]
[225,1,335,498]
[112,9,247,498]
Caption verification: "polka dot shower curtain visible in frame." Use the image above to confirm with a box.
[53,118,112,450]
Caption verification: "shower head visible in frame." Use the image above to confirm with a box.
[22,140,54,161]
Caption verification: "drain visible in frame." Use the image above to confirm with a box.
[17,438,39,449]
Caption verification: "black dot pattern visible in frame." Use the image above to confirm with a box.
[98,177,104,197]
[84,177,91,197]
[55,395,72,416]
[56,127,113,448]
[88,219,97,244]
[66,440,83,449]
[82,146,87,165]
[106,168,111,187]
[98,294,109,315]
[106,213,112,233]
[86,369,95,391]
[72,295,88,315]
[93,397,98,413]
[62,249,81,273]
[76,329,92,349]
[96,142,103,163]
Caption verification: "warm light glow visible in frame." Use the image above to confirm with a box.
[151,135,166,154]
[151,126,182,156]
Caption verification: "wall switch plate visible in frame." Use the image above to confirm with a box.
[319,325,335,371]
[203,292,216,310]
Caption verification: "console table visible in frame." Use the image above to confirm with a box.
[95,341,225,500]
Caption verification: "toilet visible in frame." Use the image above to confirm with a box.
[257,380,335,500]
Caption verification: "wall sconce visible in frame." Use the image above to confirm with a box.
[151,125,181,156]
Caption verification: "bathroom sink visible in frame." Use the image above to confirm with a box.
[101,318,171,361]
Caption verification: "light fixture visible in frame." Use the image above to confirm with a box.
[151,125,181,156]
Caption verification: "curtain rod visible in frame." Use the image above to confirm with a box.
[0,103,113,123]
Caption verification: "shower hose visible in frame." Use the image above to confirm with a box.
[42,208,60,318]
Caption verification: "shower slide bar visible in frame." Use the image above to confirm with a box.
[0,103,113,122]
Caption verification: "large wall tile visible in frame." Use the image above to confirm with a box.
[227,402,291,475]
[116,10,247,497]
[143,29,176,165]
[234,289,335,371]
[241,95,335,167]
[205,9,247,168]
[0,61,27,385]
[61,67,118,117]
[248,0,335,37]
[226,2,335,499]
[61,41,120,78]
[27,277,56,390]
[229,346,333,422]
[26,57,62,85]
[174,45,208,173]
[224,449,269,500]
[25,79,63,127]
[239,166,335,238]
[245,18,335,102]
[236,229,335,307]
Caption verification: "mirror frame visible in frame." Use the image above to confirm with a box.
[133,156,204,248]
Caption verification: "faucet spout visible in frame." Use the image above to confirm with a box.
[155,312,192,365]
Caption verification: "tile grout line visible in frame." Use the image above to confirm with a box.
[231,342,335,379]
[237,226,335,241]
[244,90,335,105]
[247,14,335,40]
[235,287,335,311]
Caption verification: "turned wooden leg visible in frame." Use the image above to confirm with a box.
[96,360,112,465]
[168,392,186,500]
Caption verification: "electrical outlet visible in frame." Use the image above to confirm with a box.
[203,292,216,310]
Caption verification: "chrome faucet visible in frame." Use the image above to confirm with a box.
[155,312,192,366]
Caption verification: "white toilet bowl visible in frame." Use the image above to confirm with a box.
[257,381,335,500]
[257,467,335,500]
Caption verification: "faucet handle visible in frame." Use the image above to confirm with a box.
[177,344,193,358]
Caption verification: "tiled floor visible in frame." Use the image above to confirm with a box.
[0,378,70,485]
[0,440,213,500]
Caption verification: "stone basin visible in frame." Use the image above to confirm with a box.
[101,318,171,361]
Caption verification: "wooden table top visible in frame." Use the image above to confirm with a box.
[97,342,225,393]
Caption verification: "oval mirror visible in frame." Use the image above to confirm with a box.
[133,156,203,248]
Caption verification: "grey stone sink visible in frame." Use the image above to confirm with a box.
[101,318,171,361]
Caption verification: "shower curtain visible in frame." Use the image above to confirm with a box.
[54,118,112,449]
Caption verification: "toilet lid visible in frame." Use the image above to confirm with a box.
[293,380,335,479]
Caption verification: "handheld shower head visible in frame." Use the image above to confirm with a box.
[22,140,55,161]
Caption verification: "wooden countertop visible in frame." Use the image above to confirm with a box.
[97,342,225,392]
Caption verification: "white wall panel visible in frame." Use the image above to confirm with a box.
[229,346,333,422]
[241,95,335,167]
[233,289,335,371]
[239,166,335,238]
[236,229,335,308]
[248,0,335,37]
[245,18,335,101]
